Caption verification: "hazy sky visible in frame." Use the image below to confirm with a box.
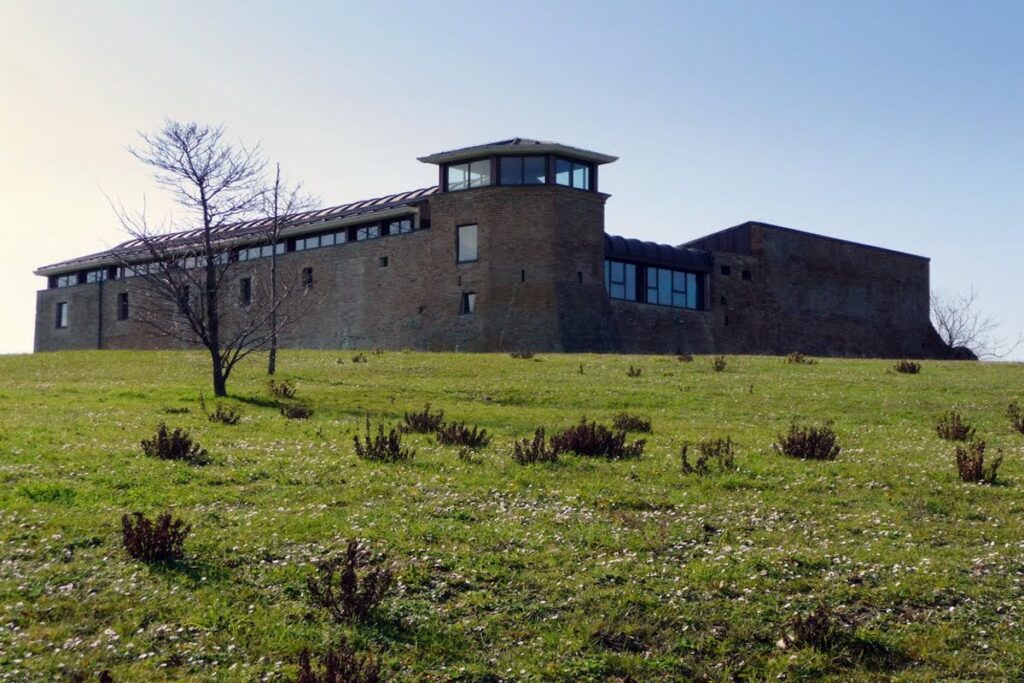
[2,1,1022,356]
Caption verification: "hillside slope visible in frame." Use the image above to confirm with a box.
[1,351,1023,681]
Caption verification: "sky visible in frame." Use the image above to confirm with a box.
[1,1,1022,357]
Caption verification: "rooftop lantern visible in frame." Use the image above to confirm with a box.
[417,137,617,194]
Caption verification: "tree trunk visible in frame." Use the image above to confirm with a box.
[211,349,228,397]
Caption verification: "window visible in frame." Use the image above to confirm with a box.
[240,243,285,260]
[356,225,380,241]
[85,269,107,283]
[378,256,389,268]
[446,159,491,191]
[555,157,591,190]
[239,277,252,306]
[55,274,77,288]
[457,224,478,263]
[604,260,637,301]
[302,267,314,291]
[387,218,413,235]
[499,156,546,185]
[461,291,476,315]
[178,286,190,314]
[741,270,752,281]
[117,293,129,320]
[55,302,68,329]
[646,267,699,309]
[720,265,731,276]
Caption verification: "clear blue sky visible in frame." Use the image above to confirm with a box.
[2,1,1021,356]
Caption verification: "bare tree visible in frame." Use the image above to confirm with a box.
[264,163,318,375]
[931,287,1023,360]
[112,120,274,396]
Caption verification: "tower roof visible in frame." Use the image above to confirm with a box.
[418,138,617,165]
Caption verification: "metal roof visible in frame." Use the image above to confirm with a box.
[418,138,618,165]
[604,234,712,272]
[36,186,438,275]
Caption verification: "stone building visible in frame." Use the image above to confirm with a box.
[34,138,950,357]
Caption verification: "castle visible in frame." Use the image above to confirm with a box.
[34,138,949,357]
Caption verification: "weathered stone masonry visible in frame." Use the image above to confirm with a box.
[34,138,950,358]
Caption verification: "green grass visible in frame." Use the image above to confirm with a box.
[1,350,1023,681]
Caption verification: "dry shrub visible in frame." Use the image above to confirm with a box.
[894,359,921,374]
[435,421,491,448]
[955,439,1002,484]
[612,413,652,433]
[354,416,414,462]
[121,511,190,563]
[1008,401,1024,435]
[296,639,381,683]
[773,421,840,461]
[306,539,394,624]
[68,670,114,683]
[267,378,297,399]
[141,423,209,465]
[786,352,816,365]
[550,417,645,460]
[162,406,190,415]
[681,437,736,474]
[400,403,444,433]
[711,355,727,372]
[199,393,241,425]
[351,352,368,364]
[512,428,558,465]
[281,404,313,420]
[785,605,851,651]
[509,351,534,359]
[936,410,975,441]
[626,365,642,378]
[677,353,694,362]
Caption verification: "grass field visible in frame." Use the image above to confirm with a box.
[1,350,1023,682]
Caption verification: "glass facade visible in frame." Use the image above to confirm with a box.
[447,159,491,191]
[604,260,637,301]
[499,156,546,185]
[555,157,591,190]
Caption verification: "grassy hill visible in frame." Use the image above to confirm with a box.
[1,350,1023,681]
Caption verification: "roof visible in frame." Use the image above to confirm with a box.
[418,138,618,166]
[36,186,438,276]
[682,221,930,261]
[604,234,712,272]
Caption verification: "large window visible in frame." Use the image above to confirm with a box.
[604,261,637,301]
[55,274,77,288]
[239,242,286,260]
[457,224,478,263]
[604,260,702,310]
[555,157,591,190]
[646,267,698,309]
[85,269,107,283]
[447,159,491,191]
[387,217,413,235]
[356,225,380,241]
[55,302,68,329]
[499,156,546,185]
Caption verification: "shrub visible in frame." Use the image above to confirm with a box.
[199,393,240,425]
[955,439,1002,484]
[773,421,840,461]
[296,639,381,683]
[281,404,313,420]
[550,418,645,460]
[400,403,444,433]
[936,410,976,442]
[786,352,816,365]
[141,423,209,465]
[677,353,694,362]
[435,421,491,448]
[512,428,558,465]
[354,416,415,462]
[68,670,114,683]
[681,438,736,474]
[509,351,534,359]
[612,413,652,433]
[162,406,190,415]
[785,605,850,651]
[121,511,190,563]
[711,355,727,372]
[626,365,642,378]
[306,539,394,623]
[1008,401,1024,435]
[267,379,297,399]
[894,359,921,374]
[351,352,368,364]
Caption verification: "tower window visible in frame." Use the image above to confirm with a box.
[446,159,491,191]
[554,157,591,190]
[461,291,477,315]
[117,292,129,320]
[457,224,478,263]
[499,156,546,185]
[240,277,252,306]
[55,302,68,329]
[302,267,314,291]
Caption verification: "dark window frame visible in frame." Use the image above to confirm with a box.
[554,156,593,191]
[445,157,492,192]
[461,291,477,315]
[499,155,547,186]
